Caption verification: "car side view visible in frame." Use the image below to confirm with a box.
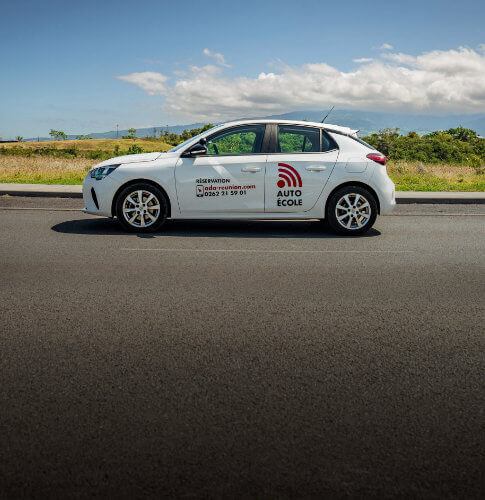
[83,119,396,235]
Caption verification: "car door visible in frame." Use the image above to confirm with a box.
[264,124,339,212]
[175,124,268,214]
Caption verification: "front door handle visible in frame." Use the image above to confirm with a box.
[241,166,261,173]
[306,166,327,172]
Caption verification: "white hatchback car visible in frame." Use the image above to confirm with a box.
[83,119,395,235]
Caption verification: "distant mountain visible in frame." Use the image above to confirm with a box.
[25,110,485,141]
[83,123,207,140]
[25,123,207,142]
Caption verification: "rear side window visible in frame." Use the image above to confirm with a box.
[277,125,320,153]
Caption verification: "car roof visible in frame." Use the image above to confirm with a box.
[216,118,359,136]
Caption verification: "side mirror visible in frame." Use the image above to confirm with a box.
[183,138,207,157]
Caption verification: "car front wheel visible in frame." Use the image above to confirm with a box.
[115,183,168,232]
[326,186,378,235]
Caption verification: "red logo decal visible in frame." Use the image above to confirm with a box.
[277,163,302,188]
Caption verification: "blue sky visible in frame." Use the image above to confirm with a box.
[1,0,484,137]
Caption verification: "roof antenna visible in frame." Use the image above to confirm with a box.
[321,105,335,123]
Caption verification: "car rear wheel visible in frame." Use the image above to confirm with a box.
[115,183,168,232]
[326,185,377,235]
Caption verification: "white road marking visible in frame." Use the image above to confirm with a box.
[386,213,485,217]
[0,207,81,211]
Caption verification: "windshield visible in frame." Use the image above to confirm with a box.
[168,124,225,152]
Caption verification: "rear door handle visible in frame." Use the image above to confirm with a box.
[241,166,261,173]
[306,166,327,171]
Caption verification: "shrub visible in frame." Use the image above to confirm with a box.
[362,127,485,165]
[127,144,143,155]
[86,150,108,160]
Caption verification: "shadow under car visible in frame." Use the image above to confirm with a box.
[52,217,381,239]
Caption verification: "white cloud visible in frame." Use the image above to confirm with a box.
[381,52,416,65]
[353,57,374,64]
[117,46,485,120]
[202,48,230,67]
[379,43,394,50]
[117,72,167,95]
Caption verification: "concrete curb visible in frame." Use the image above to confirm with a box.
[396,191,485,204]
[0,183,484,204]
[0,184,83,198]
[0,190,83,198]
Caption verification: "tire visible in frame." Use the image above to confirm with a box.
[115,182,168,233]
[326,185,378,235]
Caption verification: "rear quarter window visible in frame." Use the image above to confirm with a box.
[322,130,338,152]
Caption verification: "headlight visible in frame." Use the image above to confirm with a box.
[90,164,120,180]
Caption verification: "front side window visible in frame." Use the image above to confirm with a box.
[206,125,265,156]
[277,125,320,153]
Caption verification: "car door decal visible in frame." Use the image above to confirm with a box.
[277,163,302,188]
[195,177,256,198]
[276,162,303,207]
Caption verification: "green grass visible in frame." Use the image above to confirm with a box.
[390,174,485,191]
[2,173,89,185]
[387,161,484,191]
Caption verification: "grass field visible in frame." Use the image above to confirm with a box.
[0,138,171,154]
[0,154,483,191]
[387,161,484,191]
[0,156,93,184]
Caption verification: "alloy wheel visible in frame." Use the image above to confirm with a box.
[122,189,161,228]
[335,193,372,230]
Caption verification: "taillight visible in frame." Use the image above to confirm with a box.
[366,153,387,165]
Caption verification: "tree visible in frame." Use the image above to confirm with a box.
[179,124,214,142]
[16,136,23,142]
[362,128,399,156]
[49,129,67,141]
[127,128,136,139]
[157,124,216,146]
[446,127,478,143]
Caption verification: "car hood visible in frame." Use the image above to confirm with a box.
[97,151,179,167]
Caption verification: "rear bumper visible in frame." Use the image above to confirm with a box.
[372,167,396,215]
[379,183,396,215]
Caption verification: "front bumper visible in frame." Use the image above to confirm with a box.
[82,174,118,217]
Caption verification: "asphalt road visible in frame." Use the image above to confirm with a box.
[1,197,484,498]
